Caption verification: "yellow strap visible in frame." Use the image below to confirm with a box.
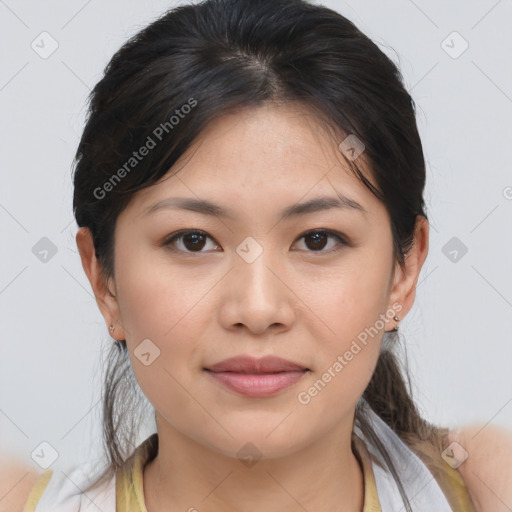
[22,470,53,512]
[115,441,150,512]
[433,461,477,510]
[409,438,477,511]
[353,434,382,512]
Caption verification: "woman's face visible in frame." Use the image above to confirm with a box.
[84,102,425,459]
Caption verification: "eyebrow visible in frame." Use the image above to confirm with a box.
[142,193,367,220]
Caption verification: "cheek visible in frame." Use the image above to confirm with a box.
[114,242,208,340]
[295,268,388,419]
[297,255,390,399]
[113,246,215,403]
[304,252,392,346]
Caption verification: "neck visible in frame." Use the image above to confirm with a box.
[143,422,365,512]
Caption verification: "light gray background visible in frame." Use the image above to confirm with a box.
[1,0,511,474]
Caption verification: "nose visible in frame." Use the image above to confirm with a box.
[219,246,296,336]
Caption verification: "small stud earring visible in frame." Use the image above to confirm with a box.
[109,325,115,333]
[393,316,400,331]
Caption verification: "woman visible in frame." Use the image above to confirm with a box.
[19,0,512,510]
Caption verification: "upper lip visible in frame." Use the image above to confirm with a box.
[205,355,309,373]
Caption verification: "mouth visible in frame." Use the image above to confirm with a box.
[203,368,309,397]
[203,354,310,397]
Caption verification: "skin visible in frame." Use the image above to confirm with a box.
[0,457,39,512]
[448,425,512,512]
[76,101,429,512]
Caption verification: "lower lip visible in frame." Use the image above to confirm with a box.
[205,370,308,397]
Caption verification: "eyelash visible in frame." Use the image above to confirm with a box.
[162,229,349,255]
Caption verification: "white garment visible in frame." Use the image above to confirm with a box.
[355,399,454,511]
[28,400,454,511]
[25,462,115,512]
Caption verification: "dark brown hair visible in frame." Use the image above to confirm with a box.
[73,0,449,508]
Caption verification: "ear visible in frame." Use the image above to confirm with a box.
[387,216,429,321]
[75,227,126,341]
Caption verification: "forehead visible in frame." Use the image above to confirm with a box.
[128,102,383,221]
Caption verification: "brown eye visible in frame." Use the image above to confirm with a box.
[294,229,348,253]
[163,228,348,255]
[164,230,219,253]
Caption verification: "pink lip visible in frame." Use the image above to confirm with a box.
[204,355,309,397]
[206,355,308,373]
[205,370,308,397]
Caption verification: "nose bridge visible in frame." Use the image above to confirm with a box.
[225,235,294,333]
[235,235,282,298]
[219,231,296,335]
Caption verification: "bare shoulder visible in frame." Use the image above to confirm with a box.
[447,423,512,512]
[0,458,41,512]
